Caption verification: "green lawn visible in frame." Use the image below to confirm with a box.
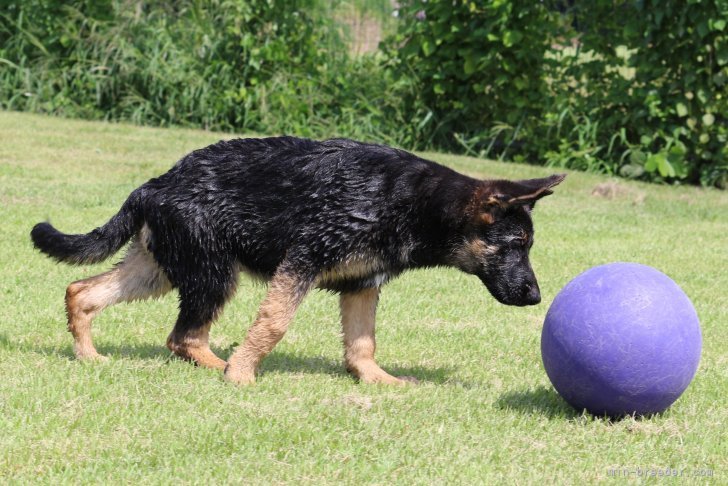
[0,112,725,483]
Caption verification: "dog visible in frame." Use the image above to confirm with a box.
[31,137,565,385]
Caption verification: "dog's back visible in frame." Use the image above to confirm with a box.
[140,136,476,289]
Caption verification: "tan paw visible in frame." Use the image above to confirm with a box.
[350,361,419,385]
[361,373,419,385]
[175,348,227,371]
[74,347,109,362]
[223,365,256,385]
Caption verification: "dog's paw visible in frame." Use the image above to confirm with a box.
[359,371,418,386]
[348,359,419,385]
[223,364,256,385]
[75,350,109,362]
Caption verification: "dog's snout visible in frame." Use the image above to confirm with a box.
[525,282,541,305]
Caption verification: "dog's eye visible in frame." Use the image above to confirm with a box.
[509,238,526,250]
[509,236,530,250]
[519,232,532,248]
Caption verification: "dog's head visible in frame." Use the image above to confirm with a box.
[451,174,566,306]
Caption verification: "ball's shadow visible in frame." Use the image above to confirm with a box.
[496,385,581,419]
[496,386,665,422]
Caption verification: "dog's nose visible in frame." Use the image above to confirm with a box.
[525,283,541,305]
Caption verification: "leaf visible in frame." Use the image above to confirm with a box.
[463,55,477,75]
[513,77,528,90]
[0,58,20,70]
[620,164,645,178]
[417,111,433,130]
[502,30,522,48]
[717,44,728,66]
[713,19,726,32]
[644,153,659,172]
[422,40,434,57]
[645,152,672,176]
[630,150,647,165]
[702,113,715,126]
[697,21,709,38]
[658,157,675,178]
[623,22,640,39]
[676,102,688,117]
[668,147,688,178]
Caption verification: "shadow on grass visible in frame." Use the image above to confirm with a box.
[0,333,170,361]
[496,386,664,422]
[260,352,345,378]
[261,352,455,384]
[0,333,454,384]
[496,385,581,419]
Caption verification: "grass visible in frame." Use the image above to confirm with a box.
[0,111,726,483]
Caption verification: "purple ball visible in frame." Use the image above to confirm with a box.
[541,263,701,417]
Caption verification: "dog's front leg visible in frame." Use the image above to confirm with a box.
[224,268,311,385]
[341,288,417,385]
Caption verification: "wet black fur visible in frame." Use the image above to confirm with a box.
[32,137,564,333]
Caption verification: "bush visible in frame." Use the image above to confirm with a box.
[386,0,728,187]
[383,0,557,159]
[545,0,728,187]
[0,0,409,142]
[2,0,338,126]
[2,0,726,187]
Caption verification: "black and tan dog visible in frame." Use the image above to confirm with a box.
[31,137,565,385]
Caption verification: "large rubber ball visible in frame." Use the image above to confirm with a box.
[541,263,701,417]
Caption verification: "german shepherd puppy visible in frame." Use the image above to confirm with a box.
[31,137,565,385]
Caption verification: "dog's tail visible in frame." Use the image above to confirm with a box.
[31,188,145,265]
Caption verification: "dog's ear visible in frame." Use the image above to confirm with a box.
[476,174,566,224]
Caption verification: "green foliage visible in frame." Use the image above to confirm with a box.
[383,0,556,156]
[1,0,727,187]
[544,0,728,187]
[386,0,728,187]
[0,0,412,143]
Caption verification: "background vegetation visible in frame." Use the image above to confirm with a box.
[1,0,727,187]
[387,0,728,187]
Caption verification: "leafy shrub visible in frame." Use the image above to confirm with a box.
[0,0,405,140]
[383,0,557,158]
[386,0,728,187]
[2,0,727,187]
[545,0,728,187]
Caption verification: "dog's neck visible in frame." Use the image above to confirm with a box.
[405,170,479,269]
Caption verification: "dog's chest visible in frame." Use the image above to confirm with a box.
[315,255,395,291]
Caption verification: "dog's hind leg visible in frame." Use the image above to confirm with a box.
[340,288,418,385]
[166,284,234,371]
[224,266,312,385]
[164,254,240,371]
[66,236,172,360]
